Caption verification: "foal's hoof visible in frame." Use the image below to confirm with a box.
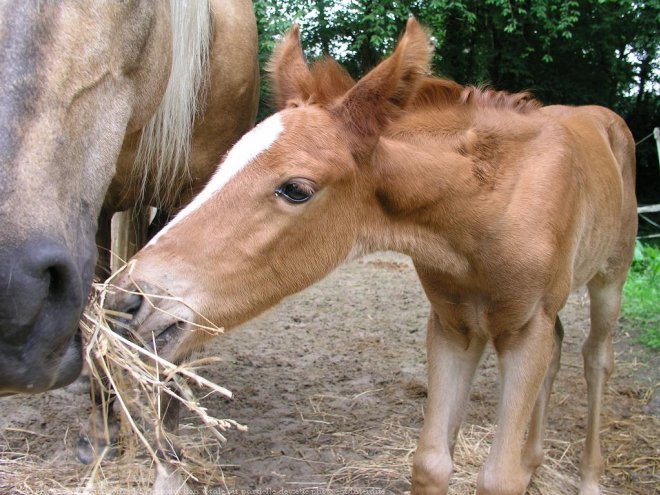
[77,434,120,465]
[578,480,602,495]
[153,465,190,495]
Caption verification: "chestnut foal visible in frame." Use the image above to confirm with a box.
[107,19,636,495]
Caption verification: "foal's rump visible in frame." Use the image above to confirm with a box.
[540,104,637,289]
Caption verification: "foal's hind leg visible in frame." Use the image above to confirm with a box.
[522,317,564,482]
[580,278,624,495]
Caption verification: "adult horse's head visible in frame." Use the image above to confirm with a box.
[106,19,433,361]
[0,1,174,393]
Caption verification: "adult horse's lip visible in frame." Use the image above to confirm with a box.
[49,330,84,388]
[0,328,83,394]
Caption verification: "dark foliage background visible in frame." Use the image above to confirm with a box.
[253,0,659,205]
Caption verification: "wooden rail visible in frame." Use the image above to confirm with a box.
[638,204,660,214]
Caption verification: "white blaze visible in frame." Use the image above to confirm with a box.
[148,113,285,246]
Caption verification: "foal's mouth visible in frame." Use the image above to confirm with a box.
[146,321,185,354]
[108,313,187,359]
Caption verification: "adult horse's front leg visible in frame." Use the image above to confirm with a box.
[78,209,121,464]
[412,310,487,494]
[96,210,114,280]
[111,206,152,272]
[477,311,556,495]
[77,365,121,464]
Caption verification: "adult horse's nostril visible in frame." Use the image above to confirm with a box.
[0,237,85,392]
[0,240,82,346]
[45,260,78,304]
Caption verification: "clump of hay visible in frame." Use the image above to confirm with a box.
[0,438,155,495]
[0,265,243,495]
[77,270,244,489]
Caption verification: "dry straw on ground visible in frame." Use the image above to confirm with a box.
[1,385,658,493]
[324,420,582,493]
[1,265,658,493]
[322,412,659,494]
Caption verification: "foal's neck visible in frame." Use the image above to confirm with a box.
[369,107,543,268]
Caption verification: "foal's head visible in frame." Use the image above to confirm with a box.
[109,19,433,359]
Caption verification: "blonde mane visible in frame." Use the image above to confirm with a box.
[134,0,212,207]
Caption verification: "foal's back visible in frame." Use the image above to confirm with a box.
[539,104,637,289]
[394,94,636,305]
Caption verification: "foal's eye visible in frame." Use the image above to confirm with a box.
[275,178,317,204]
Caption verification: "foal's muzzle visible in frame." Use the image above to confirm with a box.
[105,278,195,362]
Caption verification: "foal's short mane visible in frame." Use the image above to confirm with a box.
[133,0,212,207]
[412,78,542,114]
[289,58,540,116]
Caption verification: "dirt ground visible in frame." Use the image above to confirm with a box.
[1,252,658,494]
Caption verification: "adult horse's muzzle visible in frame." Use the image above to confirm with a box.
[0,238,88,393]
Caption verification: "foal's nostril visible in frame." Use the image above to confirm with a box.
[108,293,143,337]
[122,293,143,317]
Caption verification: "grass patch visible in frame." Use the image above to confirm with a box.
[622,240,660,350]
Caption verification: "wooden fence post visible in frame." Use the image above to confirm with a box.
[654,127,660,172]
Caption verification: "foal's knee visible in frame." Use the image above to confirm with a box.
[412,448,452,495]
[581,339,614,383]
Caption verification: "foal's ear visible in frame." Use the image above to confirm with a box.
[332,18,432,156]
[268,25,314,109]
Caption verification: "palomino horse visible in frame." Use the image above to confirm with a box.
[107,19,637,495]
[0,0,258,394]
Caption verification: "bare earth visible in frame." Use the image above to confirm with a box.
[1,252,658,494]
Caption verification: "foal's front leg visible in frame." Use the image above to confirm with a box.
[521,316,564,479]
[478,311,556,495]
[152,387,191,495]
[412,310,487,494]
